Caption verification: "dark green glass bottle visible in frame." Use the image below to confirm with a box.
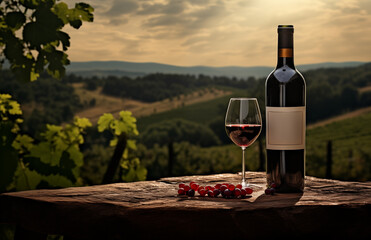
[265,25,306,192]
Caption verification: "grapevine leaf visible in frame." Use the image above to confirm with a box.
[42,124,62,141]
[52,2,94,29]
[13,165,42,191]
[46,49,69,79]
[0,94,12,100]
[120,159,129,169]
[3,37,25,66]
[134,158,141,166]
[16,118,24,124]
[24,151,77,184]
[115,121,127,136]
[75,3,94,22]
[24,156,58,176]
[126,140,137,151]
[20,0,40,9]
[135,165,148,181]
[121,167,136,182]
[52,2,69,24]
[5,12,26,30]
[22,22,46,47]
[12,134,34,154]
[109,137,118,147]
[66,146,83,167]
[30,71,40,82]
[97,113,114,132]
[69,20,82,29]
[29,142,62,166]
[122,148,129,160]
[34,4,64,30]
[119,111,132,120]
[40,174,73,188]
[74,117,92,129]
[8,100,22,115]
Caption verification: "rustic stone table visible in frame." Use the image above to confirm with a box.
[0,172,370,239]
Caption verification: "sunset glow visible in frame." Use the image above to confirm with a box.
[64,0,371,66]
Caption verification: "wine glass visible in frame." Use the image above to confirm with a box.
[225,98,262,188]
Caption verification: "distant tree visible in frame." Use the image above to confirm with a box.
[208,116,230,145]
[360,91,371,107]
[140,119,220,176]
[341,85,358,110]
[0,0,94,82]
[85,78,98,90]
[141,119,221,148]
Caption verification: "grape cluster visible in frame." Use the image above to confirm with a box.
[177,182,253,199]
[265,182,277,195]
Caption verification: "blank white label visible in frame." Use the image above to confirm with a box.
[266,106,306,150]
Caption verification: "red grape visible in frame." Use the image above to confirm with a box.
[245,188,253,194]
[199,189,206,196]
[187,189,195,197]
[207,190,214,197]
[177,182,255,199]
[224,189,232,197]
[240,189,247,197]
[178,188,185,195]
[191,183,199,191]
[234,188,241,197]
[220,185,228,192]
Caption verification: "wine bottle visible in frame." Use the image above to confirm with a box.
[265,25,306,192]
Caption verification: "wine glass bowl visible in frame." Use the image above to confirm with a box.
[225,98,262,187]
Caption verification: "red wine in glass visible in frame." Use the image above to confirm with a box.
[225,98,262,187]
[225,124,262,147]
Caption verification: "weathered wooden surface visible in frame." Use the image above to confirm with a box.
[1,172,370,239]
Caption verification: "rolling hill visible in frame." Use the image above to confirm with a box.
[65,61,367,79]
[73,83,232,124]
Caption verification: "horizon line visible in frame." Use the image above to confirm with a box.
[68,60,369,68]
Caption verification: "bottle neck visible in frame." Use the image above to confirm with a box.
[276,28,295,68]
[277,54,295,68]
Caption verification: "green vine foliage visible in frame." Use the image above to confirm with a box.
[0,94,22,191]
[98,111,147,182]
[1,94,146,192]
[1,93,93,192]
[0,0,94,82]
[18,117,92,190]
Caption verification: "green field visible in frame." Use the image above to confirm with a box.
[184,111,371,181]
[137,89,248,131]
[138,99,371,181]
[306,111,371,181]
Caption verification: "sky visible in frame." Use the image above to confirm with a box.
[64,0,371,67]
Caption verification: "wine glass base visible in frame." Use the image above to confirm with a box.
[241,180,247,188]
[241,181,263,190]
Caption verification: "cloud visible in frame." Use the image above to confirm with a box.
[103,0,139,16]
[141,0,229,38]
[65,0,371,66]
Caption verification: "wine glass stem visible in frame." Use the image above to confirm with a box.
[242,147,246,187]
